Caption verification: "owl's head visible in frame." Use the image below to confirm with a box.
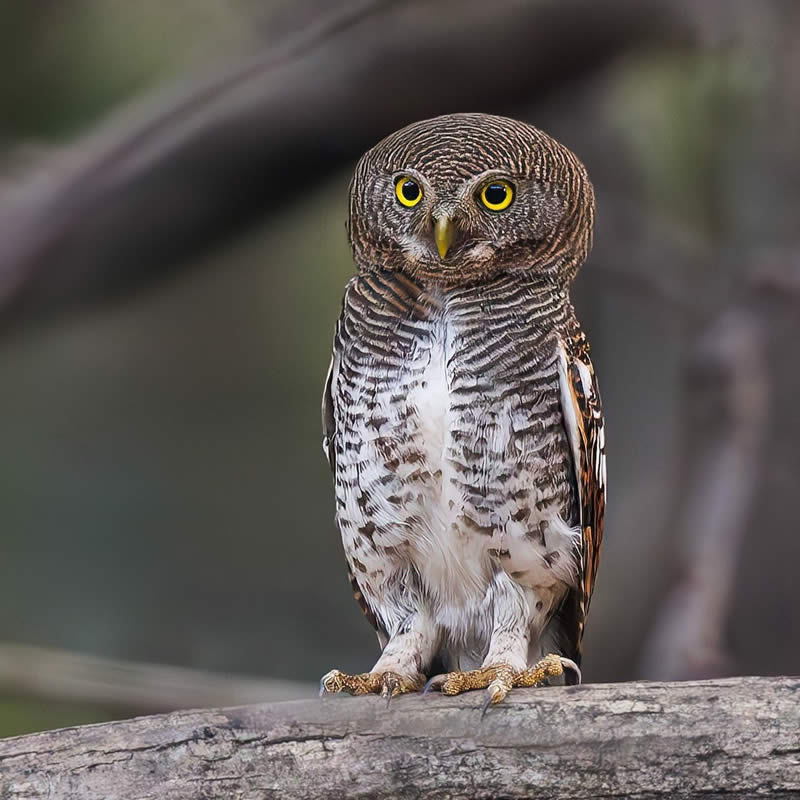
[348,113,594,287]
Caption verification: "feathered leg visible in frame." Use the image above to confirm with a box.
[321,610,438,700]
[425,574,579,710]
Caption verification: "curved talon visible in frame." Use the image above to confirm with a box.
[480,675,512,718]
[513,653,578,688]
[480,692,494,720]
[319,669,341,696]
[424,674,446,694]
[381,672,398,705]
[487,678,509,704]
[560,657,582,684]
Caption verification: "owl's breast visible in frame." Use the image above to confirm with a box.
[333,274,580,640]
[337,320,448,542]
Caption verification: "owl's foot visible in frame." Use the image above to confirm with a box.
[319,668,424,700]
[424,654,580,713]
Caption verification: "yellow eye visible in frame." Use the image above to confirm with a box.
[395,176,423,207]
[479,180,514,212]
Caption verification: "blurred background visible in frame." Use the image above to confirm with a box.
[1,0,798,738]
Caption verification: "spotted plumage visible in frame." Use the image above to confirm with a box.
[321,113,605,705]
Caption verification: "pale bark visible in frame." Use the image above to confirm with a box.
[1,676,799,799]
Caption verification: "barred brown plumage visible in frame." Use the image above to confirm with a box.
[321,113,605,707]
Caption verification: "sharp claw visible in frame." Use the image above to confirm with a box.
[318,669,337,697]
[424,675,444,695]
[381,672,398,706]
[480,691,494,720]
[560,657,582,684]
[483,678,509,713]
[381,683,393,706]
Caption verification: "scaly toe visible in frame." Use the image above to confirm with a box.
[423,671,468,696]
[321,668,423,699]
[423,665,515,697]
[441,672,472,696]
[514,653,579,688]
[318,669,380,696]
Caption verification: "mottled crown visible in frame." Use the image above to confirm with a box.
[348,113,595,286]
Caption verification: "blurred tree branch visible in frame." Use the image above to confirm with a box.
[639,254,800,679]
[631,0,800,679]
[1,677,798,799]
[0,0,696,329]
[0,642,314,715]
[637,291,769,679]
[2,0,796,694]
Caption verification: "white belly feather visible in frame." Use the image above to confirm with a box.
[398,335,581,650]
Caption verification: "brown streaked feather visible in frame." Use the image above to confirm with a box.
[324,351,383,636]
[348,567,387,641]
[560,324,606,656]
[322,271,435,636]
[321,350,337,471]
[326,113,602,671]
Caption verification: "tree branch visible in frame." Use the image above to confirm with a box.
[637,253,800,680]
[637,306,769,679]
[1,677,798,799]
[0,642,314,715]
[0,0,694,327]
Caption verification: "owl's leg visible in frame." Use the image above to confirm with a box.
[426,575,578,710]
[321,611,438,699]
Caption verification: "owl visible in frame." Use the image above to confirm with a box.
[321,113,605,709]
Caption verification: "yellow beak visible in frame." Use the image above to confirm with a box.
[434,216,455,260]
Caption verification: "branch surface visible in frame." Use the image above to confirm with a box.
[1,676,799,799]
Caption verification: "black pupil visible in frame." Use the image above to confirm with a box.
[401,180,420,202]
[485,183,508,205]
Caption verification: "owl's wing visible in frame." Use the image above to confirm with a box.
[321,346,337,472]
[558,329,606,655]
[321,311,388,643]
